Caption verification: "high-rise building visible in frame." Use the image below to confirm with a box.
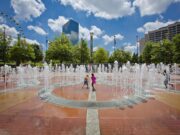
[146,22,180,42]
[62,19,79,45]
[139,21,180,54]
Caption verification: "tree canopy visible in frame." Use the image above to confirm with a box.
[10,37,35,65]
[93,47,108,63]
[46,33,73,63]
[72,39,90,64]
[0,31,11,64]
[109,49,131,64]
[173,34,180,63]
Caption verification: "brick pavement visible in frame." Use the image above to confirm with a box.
[99,99,180,135]
[0,75,180,135]
[0,90,86,135]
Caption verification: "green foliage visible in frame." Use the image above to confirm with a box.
[10,39,35,65]
[160,39,174,64]
[93,47,108,63]
[31,44,43,63]
[142,42,153,64]
[142,38,176,64]
[72,39,90,64]
[109,49,131,63]
[138,55,143,64]
[150,42,162,63]
[131,53,138,63]
[46,33,73,63]
[0,31,11,64]
[173,34,180,63]
[72,45,81,64]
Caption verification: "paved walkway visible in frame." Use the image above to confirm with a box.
[86,90,100,135]
[0,81,180,135]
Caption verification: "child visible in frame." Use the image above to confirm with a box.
[91,73,96,91]
[82,75,89,89]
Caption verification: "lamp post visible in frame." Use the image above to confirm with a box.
[136,35,139,63]
[90,32,94,63]
[3,27,6,65]
[43,36,48,62]
[81,38,83,64]
[160,40,163,63]
[45,36,48,51]
[114,35,116,52]
[136,35,139,56]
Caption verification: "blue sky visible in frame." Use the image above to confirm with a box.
[0,0,180,54]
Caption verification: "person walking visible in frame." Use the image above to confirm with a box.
[82,75,89,89]
[163,70,169,88]
[163,69,173,89]
[91,73,96,91]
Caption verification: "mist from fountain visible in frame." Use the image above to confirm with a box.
[0,61,179,102]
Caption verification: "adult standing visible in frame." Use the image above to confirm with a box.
[163,69,170,89]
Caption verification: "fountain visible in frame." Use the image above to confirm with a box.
[0,60,178,109]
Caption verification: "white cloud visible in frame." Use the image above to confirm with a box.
[10,38,40,46]
[27,25,47,36]
[59,0,135,19]
[10,38,17,46]
[48,16,68,33]
[133,0,180,16]
[137,20,178,33]
[79,25,103,40]
[24,38,40,45]
[102,34,124,45]
[137,27,145,33]
[90,26,103,38]
[0,24,19,37]
[11,0,46,21]
[93,46,99,51]
[79,25,90,40]
[123,43,137,54]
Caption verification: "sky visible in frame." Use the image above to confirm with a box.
[0,0,180,54]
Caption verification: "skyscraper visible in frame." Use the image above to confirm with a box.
[62,19,79,45]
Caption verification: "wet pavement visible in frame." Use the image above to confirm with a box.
[0,92,86,135]
[0,75,180,135]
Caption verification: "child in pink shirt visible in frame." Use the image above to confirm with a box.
[91,73,96,91]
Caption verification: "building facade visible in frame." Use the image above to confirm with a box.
[146,22,180,42]
[139,21,180,54]
[62,19,79,45]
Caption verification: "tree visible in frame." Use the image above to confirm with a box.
[149,40,174,64]
[72,39,90,64]
[10,37,35,65]
[142,39,175,64]
[93,47,108,63]
[0,30,11,64]
[72,45,81,64]
[131,53,138,63]
[138,55,143,64]
[160,39,174,64]
[46,33,73,63]
[80,39,90,64]
[142,42,153,64]
[173,34,180,63]
[31,44,43,63]
[109,49,131,63]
